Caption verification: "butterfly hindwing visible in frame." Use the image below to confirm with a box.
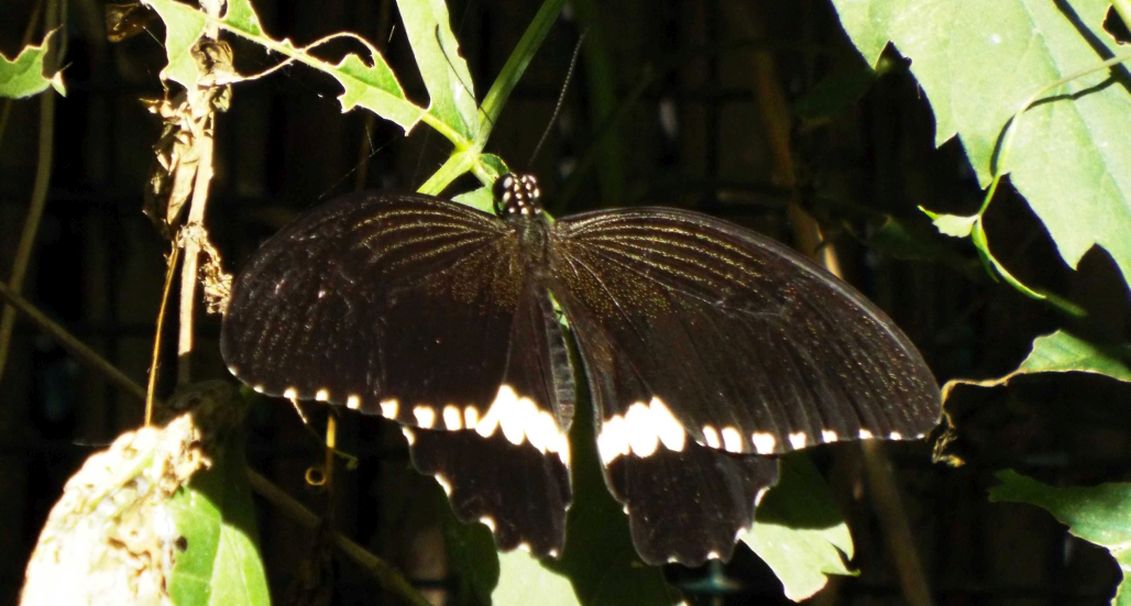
[221,191,575,557]
[564,319,781,565]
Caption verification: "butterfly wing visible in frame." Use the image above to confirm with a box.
[548,206,940,564]
[221,191,574,556]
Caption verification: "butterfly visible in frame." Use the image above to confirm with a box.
[220,173,941,566]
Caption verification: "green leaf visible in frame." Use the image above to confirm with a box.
[831,0,1131,289]
[439,487,500,606]
[919,207,978,239]
[141,0,426,132]
[989,470,1131,605]
[396,0,479,143]
[1016,330,1131,381]
[164,386,268,606]
[166,438,269,606]
[741,455,856,602]
[332,52,426,130]
[452,185,496,213]
[141,0,208,87]
[0,29,65,98]
[493,552,581,606]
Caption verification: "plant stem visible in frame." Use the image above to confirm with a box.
[0,0,58,383]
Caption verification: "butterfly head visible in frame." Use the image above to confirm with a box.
[494,173,543,217]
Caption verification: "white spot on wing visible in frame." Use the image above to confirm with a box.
[625,402,660,457]
[721,426,742,452]
[517,542,531,553]
[706,550,720,561]
[752,432,776,454]
[379,399,399,419]
[346,394,361,410]
[315,388,330,402]
[548,549,559,558]
[650,397,686,452]
[479,516,496,532]
[889,431,903,440]
[597,414,629,464]
[402,427,416,445]
[702,424,721,449]
[821,429,838,443]
[475,385,568,459]
[283,387,298,400]
[788,432,808,449]
[442,405,462,430]
[597,397,688,463]
[463,406,480,428]
[252,384,265,394]
[414,406,436,429]
[858,429,874,440]
[435,474,452,495]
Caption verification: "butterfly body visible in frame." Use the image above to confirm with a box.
[222,174,940,565]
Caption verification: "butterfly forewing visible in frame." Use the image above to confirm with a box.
[221,191,575,557]
[549,207,940,459]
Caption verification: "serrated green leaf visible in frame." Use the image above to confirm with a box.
[220,0,265,36]
[0,29,65,98]
[989,470,1131,605]
[1016,330,1131,381]
[141,0,426,132]
[167,434,268,605]
[396,0,478,142]
[333,53,426,129]
[742,455,855,602]
[141,0,208,88]
[831,0,1131,289]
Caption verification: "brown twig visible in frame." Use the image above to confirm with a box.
[146,242,182,426]
[175,0,224,385]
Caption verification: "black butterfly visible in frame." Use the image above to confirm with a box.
[221,174,940,566]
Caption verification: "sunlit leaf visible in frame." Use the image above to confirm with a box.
[990,470,1131,605]
[742,455,856,602]
[0,29,65,98]
[831,0,1131,289]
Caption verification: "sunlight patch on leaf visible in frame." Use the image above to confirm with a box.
[493,552,580,606]
[742,455,856,602]
[0,29,65,98]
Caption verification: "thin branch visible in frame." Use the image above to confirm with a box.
[147,243,181,425]
[0,0,59,383]
[0,281,147,403]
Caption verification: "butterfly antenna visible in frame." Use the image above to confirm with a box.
[529,30,588,166]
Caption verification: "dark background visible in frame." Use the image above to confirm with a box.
[2,0,1129,603]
